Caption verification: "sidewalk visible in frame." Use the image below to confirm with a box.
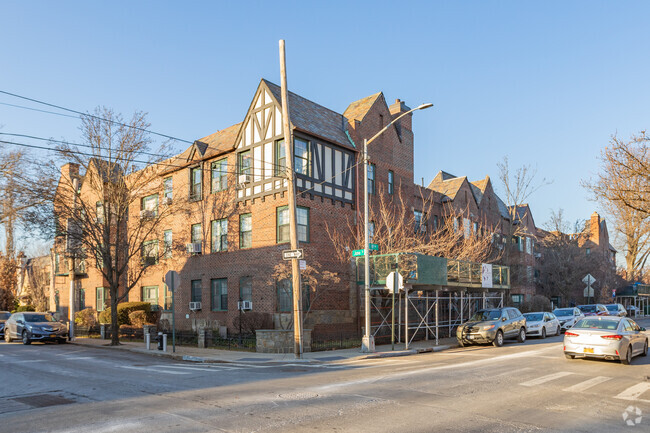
[69,335,459,365]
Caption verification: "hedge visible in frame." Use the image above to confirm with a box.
[98,302,151,325]
[14,305,36,312]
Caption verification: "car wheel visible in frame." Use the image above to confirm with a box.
[4,332,11,343]
[565,353,575,360]
[21,331,31,345]
[541,328,546,339]
[517,327,526,343]
[493,330,504,347]
[457,339,464,348]
[556,326,561,336]
[621,346,632,365]
[57,338,66,344]
[643,340,648,357]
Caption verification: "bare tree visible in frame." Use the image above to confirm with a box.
[584,132,650,281]
[52,107,181,345]
[537,209,624,305]
[497,157,550,287]
[326,185,498,267]
[270,260,341,330]
[0,148,55,258]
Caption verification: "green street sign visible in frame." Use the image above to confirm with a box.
[352,249,365,257]
[369,243,379,251]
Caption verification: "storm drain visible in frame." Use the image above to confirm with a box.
[10,394,75,408]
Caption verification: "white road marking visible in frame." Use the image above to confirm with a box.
[520,371,573,387]
[122,366,190,375]
[315,346,559,391]
[563,376,612,393]
[614,383,650,403]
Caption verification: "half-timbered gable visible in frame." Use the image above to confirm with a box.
[233,79,356,205]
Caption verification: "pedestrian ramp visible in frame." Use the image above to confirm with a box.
[518,371,650,404]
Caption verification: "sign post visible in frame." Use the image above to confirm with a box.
[387,271,403,351]
[582,274,596,304]
[164,270,180,353]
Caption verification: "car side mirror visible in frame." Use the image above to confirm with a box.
[501,317,507,322]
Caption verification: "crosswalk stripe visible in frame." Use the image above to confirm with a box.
[614,383,650,403]
[520,371,573,387]
[122,366,189,375]
[563,376,612,392]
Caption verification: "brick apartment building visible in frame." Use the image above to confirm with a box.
[50,78,557,334]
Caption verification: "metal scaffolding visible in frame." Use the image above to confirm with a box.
[357,253,510,349]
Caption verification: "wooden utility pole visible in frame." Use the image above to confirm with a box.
[279,39,303,358]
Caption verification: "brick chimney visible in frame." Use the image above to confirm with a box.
[60,163,79,180]
[389,99,412,132]
[589,212,601,246]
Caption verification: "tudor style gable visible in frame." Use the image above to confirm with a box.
[233,79,355,205]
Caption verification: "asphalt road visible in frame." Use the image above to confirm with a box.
[1,327,649,432]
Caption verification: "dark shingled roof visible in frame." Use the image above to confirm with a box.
[197,122,243,158]
[263,79,354,149]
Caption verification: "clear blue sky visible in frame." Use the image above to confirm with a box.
[1,1,649,253]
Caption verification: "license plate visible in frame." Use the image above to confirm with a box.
[583,347,594,354]
[50,334,56,338]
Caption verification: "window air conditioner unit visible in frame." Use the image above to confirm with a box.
[238,174,251,185]
[189,302,202,311]
[186,242,202,254]
[140,209,155,219]
[163,197,172,205]
[238,300,252,311]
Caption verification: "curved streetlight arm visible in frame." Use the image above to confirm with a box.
[361,101,432,353]
[366,103,433,147]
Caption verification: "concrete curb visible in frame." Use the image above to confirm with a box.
[69,339,460,364]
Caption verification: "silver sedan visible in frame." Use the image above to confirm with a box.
[563,316,648,364]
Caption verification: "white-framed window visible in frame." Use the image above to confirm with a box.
[211,219,228,252]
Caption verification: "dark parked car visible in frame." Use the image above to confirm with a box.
[0,311,10,338]
[457,307,527,347]
[4,312,68,345]
[577,304,608,316]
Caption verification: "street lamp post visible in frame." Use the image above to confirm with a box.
[361,103,433,353]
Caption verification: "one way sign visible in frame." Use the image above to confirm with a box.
[282,249,304,260]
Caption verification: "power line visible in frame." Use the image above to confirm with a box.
[0,101,79,119]
[0,133,171,159]
[0,138,286,176]
[0,89,194,144]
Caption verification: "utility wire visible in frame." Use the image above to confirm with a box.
[0,89,193,144]
[0,101,80,119]
[0,138,286,176]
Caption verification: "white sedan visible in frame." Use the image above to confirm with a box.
[553,307,585,332]
[564,316,648,364]
[524,312,561,338]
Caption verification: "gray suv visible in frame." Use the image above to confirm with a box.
[457,307,527,347]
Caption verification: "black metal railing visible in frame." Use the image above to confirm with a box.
[311,331,362,352]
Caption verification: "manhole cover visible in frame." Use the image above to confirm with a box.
[11,394,75,408]
[278,392,319,400]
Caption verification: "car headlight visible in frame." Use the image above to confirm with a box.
[482,325,495,330]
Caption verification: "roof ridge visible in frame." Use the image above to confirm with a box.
[262,78,346,119]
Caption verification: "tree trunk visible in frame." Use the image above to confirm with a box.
[110,285,120,345]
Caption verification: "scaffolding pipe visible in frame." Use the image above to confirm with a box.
[405,287,410,350]
[435,289,439,345]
